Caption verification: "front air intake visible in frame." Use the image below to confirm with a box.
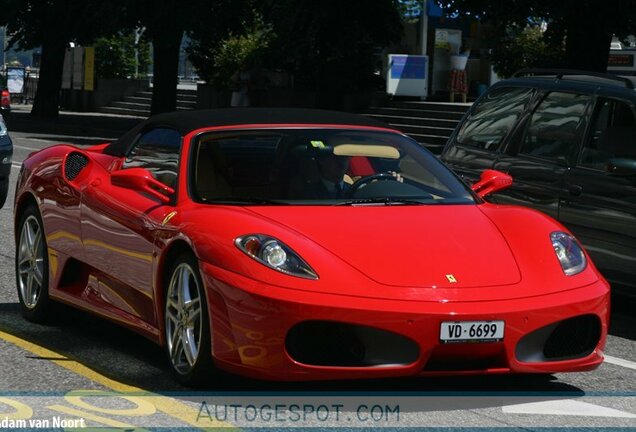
[285,321,420,367]
[516,314,601,363]
[543,315,601,360]
[64,152,89,181]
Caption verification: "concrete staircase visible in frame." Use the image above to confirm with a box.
[364,101,471,154]
[99,89,198,117]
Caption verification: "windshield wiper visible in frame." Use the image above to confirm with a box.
[202,197,289,205]
[336,197,431,206]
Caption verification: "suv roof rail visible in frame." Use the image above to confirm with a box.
[512,68,634,90]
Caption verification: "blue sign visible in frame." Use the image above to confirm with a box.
[390,56,427,80]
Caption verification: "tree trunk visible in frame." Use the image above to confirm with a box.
[31,36,67,118]
[150,27,183,115]
[563,5,613,73]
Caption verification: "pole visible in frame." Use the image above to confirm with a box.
[420,1,428,55]
[2,26,6,73]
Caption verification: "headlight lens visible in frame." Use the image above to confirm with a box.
[235,234,318,279]
[551,232,587,276]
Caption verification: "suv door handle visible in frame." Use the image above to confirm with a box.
[568,184,583,196]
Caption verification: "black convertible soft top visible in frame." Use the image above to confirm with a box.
[104,108,392,157]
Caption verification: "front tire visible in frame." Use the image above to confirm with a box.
[15,204,51,322]
[164,253,214,386]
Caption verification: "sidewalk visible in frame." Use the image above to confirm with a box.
[6,104,144,140]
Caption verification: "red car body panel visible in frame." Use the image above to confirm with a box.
[14,118,610,381]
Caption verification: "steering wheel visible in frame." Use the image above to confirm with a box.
[346,173,397,196]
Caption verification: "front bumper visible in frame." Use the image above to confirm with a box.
[202,263,610,381]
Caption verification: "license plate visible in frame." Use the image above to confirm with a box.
[440,320,504,343]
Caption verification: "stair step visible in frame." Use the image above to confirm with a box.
[176,100,197,109]
[403,132,449,144]
[388,123,455,137]
[365,113,459,129]
[366,107,465,120]
[176,93,198,102]
[391,101,471,113]
[99,106,149,117]
[111,101,151,110]
[124,96,152,104]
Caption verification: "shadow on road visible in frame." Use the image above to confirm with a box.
[0,302,588,398]
[22,135,114,147]
[5,109,143,140]
[610,294,636,340]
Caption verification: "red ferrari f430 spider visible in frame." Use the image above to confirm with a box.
[13,109,609,385]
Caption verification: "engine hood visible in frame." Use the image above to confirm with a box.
[247,205,521,288]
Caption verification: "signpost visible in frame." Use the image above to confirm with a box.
[386,54,428,98]
[7,67,25,94]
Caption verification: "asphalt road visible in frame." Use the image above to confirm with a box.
[0,108,635,430]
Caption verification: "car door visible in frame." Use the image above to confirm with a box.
[442,86,535,185]
[560,97,636,294]
[492,91,593,221]
[80,128,182,326]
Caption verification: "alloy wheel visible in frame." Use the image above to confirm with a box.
[165,263,203,375]
[17,215,45,309]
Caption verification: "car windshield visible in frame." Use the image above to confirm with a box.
[192,128,475,205]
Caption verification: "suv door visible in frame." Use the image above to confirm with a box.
[560,97,636,294]
[492,91,593,220]
[442,86,535,185]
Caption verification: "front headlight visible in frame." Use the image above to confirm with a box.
[235,234,318,279]
[551,232,587,276]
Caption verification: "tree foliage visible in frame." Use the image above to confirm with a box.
[261,0,403,97]
[94,32,151,79]
[0,0,127,117]
[123,0,250,114]
[186,6,263,86]
[438,0,636,73]
[488,25,564,77]
[206,15,274,88]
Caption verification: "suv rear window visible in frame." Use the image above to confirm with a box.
[456,87,534,150]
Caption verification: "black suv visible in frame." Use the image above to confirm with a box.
[442,70,636,297]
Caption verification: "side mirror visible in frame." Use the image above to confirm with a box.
[471,169,513,198]
[607,158,636,176]
[111,168,174,203]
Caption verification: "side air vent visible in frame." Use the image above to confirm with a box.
[64,152,89,181]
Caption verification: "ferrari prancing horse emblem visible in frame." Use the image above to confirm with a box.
[446,274,457,283]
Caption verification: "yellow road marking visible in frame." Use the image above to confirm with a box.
[0,329,236,430]
[0,397,33,420]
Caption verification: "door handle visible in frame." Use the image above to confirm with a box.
[568,184,583,196]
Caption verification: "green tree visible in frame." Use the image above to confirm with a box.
[260,0,403,105]
[187,12,273,87]
[94,32,151,79]
[123,0,250,115]
[0,0,126,117]
[488,24,565,77]
[439,0,636,73]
